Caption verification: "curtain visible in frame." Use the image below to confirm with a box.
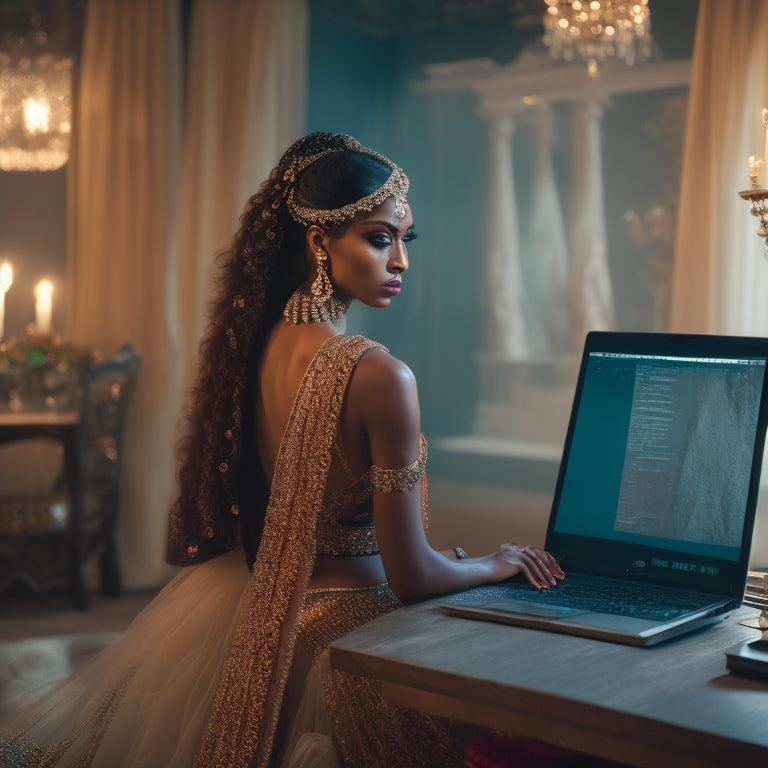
[68,0,308,588]
[177,0,308,385]
[669,0,768,565]
[67,0,183,588]
[669,0,768,335]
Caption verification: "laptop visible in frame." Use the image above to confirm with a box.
[441,331,768,646]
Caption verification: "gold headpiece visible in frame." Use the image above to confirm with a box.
[283,137,409,227]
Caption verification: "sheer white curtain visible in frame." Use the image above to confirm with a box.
[669,0,768,565]
[177,0,308,384]
[67,0,183,588]
[670,0,768,336]
[68,0,308,588]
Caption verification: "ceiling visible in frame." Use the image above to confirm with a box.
[311,0,545,37]
[0,0,545,51]
[0,1,546,55]
[0,0,86,55]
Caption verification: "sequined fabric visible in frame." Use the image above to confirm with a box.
[0,735,44,768]
[324,665,462,767]
[282,586,465,768]
[316,434,428,556]
[296,584,400,669]
[315,516,380,556]
[368,434,427,493]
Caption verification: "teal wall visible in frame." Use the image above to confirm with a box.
[306,1,699,439]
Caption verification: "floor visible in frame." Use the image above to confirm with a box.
[0,588,157,642]
[0,587,157,707]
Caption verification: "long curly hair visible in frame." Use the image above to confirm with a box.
[166,133,395,567]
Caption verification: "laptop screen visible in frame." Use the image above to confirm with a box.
[546,333,768,596]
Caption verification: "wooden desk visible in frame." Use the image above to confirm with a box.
[0,410,87,608]
[329,599,768,767]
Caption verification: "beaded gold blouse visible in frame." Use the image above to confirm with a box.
[317,433,428,556]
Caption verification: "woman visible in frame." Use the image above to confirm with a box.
[0,133,563,768]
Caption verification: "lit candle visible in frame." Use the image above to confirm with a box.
[749,155,763,189]
[0,262,12,340]
[34,280,53,335]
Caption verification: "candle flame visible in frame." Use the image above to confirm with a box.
[0,263,11,292]
[35,279,53,300]
[763,107,768,130]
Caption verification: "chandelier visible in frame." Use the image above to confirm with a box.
[0,51,72,171]
[543,0,653,74]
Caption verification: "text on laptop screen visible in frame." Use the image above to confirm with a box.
[553,351,767,562]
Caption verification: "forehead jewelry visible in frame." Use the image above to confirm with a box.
[284,139,409,227]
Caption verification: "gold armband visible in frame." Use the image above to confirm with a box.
[368,434,427,493]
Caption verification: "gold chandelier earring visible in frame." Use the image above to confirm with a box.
[283,248,347,324]
[311,248,333,304]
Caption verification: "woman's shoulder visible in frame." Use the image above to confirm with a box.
[353,341,415,393]
[321,333,412,384]
[346,339,419,433]
[338,336,420,464]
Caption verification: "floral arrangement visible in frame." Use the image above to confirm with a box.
[0,328,92,372]
[0,328,92,410]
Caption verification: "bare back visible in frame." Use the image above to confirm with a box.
[256,323,331,479]
[255,321,386,588]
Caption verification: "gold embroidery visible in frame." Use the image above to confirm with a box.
[194,335,384,768]
[0,735,44,768]
[315,520,380,556]
[331,427,356,482]
[296,584,400,668]
[367,434,427,493]
[323,666,462,767]
[316,435,429,556]
[323,479,373,521]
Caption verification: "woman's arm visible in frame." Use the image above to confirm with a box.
[349,348,564,605]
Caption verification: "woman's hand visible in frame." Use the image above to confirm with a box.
[487,543,565,589]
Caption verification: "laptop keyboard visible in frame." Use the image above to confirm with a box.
[495,575,719,621]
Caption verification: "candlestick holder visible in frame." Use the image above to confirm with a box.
[738,187,768,238]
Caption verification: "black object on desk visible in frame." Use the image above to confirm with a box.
[726,638,768,682]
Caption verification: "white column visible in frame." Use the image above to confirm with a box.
[522,103,569,356]
[482,111,529,359]
[568,99,615,349]
[473,111,533,440]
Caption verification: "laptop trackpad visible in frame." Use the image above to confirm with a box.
[484,600,585,619]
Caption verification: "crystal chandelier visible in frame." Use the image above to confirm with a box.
[0,51,72,171]
[543,0,653,73]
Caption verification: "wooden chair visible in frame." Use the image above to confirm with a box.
[0,344,140,609]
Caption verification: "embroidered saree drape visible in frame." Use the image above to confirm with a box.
[195,335,380,767]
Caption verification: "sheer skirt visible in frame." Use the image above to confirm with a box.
[1,560,462,768]
[0,550,251,768]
